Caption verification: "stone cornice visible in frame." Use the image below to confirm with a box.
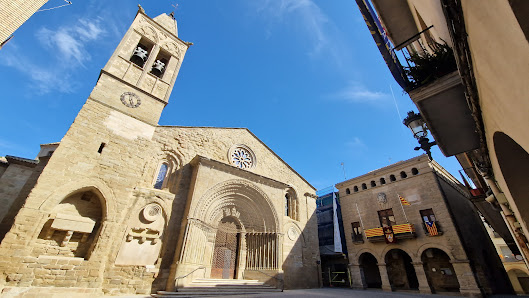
[336,154,428,188]
[5,155,38,168]
[304,192,318,199]
[190,155,290,190]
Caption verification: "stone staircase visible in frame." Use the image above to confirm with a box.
[153,278,282,297]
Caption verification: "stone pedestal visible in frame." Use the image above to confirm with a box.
[349,264,364,289]
[412,261,432,294]
[378,263,392,291]
[451,260,481,296]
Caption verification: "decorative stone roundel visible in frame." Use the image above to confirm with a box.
[228,145,256,170]
[143,203,162,222]
[120,92,141,108]
[287,226,299,241]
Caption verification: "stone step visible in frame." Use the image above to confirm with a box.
[153,291,276,297]
[179,286,279,292]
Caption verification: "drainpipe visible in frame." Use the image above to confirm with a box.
[483,176,529,268]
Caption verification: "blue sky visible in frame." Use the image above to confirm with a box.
[0,0,462,190]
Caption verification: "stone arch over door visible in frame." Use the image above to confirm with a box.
[359,252,382,289]
[385,249,419,291]
[421,248,460,293]
[493,132,529,228]
[179,180,280,281]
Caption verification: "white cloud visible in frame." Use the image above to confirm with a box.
[255,0,331,56]
[37,18,105,65]
[346,137,367,151]
[0,17,105,94]
[331,81,390,104]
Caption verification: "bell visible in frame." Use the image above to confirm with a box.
[133,46,148,61]
[151,60,165,77]
[131,46,149,67]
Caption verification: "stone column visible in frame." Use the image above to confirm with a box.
[378,263,392,291]
[412,261,432,294]
[450,260,481,296]
[349,263,364,289]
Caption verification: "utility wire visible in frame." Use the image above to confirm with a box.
[37,0,72,12]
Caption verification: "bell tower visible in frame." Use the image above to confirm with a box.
[90,5,191,125]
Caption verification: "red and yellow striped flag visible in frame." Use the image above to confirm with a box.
[399,195,411,206]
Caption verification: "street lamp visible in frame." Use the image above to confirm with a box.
[403,111,437,160]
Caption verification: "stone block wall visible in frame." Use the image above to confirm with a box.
[0,0,48,42]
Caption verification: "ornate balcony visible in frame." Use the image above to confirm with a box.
[364,224,416,242]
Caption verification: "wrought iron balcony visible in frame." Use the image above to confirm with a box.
[364,224,416,242]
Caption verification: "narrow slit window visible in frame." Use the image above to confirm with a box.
[390,175,396,182]
[98,143,106,154]
[370,181,376,187]
[361,183,367,190]
[346,188,351,195]
[154,163,168,189]
[380,178,386,185]
[353,186,359,192]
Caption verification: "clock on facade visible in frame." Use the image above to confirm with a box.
[120,92,141,108]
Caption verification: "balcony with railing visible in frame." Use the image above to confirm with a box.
[421,220,443,237]
[364,224,416,243]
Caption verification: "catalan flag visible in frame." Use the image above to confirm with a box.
[425,221,438,236]
[399,195,411,206]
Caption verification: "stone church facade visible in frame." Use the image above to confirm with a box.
[0,7,320,296]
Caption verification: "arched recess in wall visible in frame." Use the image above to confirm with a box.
[36,188,105,259]
[509,0,529,42]
[493,132,529,228]
[421,248,460,293]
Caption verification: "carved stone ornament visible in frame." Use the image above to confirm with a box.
[120,92,141,108]
[377,192,387,204]
[143,203,162,222]
[228,145,256,170]
[287,226,299,241]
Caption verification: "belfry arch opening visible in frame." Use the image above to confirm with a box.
[494,132,529,227]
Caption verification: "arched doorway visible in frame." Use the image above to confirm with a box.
[385,249,419,290]
[211,217,241,279]
[508,269,529,294]
[493,132,529,228]
[359,253,382,288]
[421,248,459,293]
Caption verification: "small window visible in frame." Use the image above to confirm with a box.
[390,175,396,182]
[352,222,363,242]
[400,171,407,179]
[154,163,168,189]
[412,168,419,175]
[380,178,386,185]
[420,209,436,223]
[361,183,367,190]
[353,186,359,192]
[285,193,290,217]
[370,181,376,187]
[346,188,351,195]
[378,209,396,227]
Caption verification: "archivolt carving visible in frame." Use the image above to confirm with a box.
[191,180,279,233]
[161,42,181,57]
[139,25,159,43]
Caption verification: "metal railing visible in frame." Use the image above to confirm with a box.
[174,266,206,289]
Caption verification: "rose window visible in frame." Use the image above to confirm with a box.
[229,146,255,169]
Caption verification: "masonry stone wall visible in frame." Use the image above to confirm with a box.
[0,0,48,43]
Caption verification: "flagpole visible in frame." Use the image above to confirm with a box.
[397,193,409,223]
[356,203,365,229]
